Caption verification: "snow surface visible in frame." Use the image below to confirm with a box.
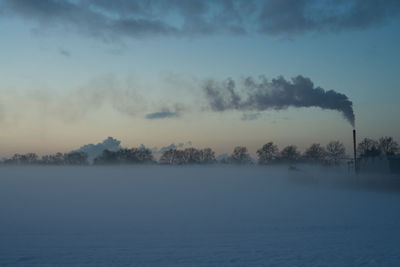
[1,165,400,266]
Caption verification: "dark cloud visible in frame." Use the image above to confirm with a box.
[145,108,180,120]
[258,0,400,35]
[112,18,178,37]
[1,0,399,40]
[145,104,184,120]
[204,75,355,127]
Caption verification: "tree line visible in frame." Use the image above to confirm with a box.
[1,136,398,166]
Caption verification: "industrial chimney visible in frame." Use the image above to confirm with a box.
[353,129,359,173]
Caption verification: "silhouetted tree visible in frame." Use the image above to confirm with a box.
[64,152,88,165]
[257,142,279,164]
[229,146,252,164]
[304,143,326,163]
[358,138,380,158]
[41,152,65,165]
[159,147,216,165]
[199,148,216,164]
[378,136,399,156]
[159,149,185,165]
[183,148,201,164]
[94,148,154,164]
[279,145,300,163]
[326,141,346,164]
[118,148,154,164]
[135,148,154,163]
[4,153,39,165]
[159,149,175,164]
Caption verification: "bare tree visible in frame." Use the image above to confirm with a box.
[95,148,154,164]
[279,145,300,163]
[134,148,154,163]
[159,149,174,164]
[199,148,216,164]
[358,138,380,158]
[378,136,399,156]
[4,153,39,165]
[159,149,185,165]
[229,146,252,164]
[41,152,65,165]
[159,148,216,165]
[304,143,326,163]
[183,148,201,164]
[326,141,346,164]
[257,142,279,164]
[120,148,153,164]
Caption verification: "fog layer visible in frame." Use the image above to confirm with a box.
[0,165,399,266]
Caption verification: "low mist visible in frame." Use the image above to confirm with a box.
[0,165,399,265]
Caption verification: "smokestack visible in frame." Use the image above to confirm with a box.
[353,129,358,173]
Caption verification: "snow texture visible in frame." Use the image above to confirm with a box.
[0,165,400,266]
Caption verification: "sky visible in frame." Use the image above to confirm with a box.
[0,0,399,157]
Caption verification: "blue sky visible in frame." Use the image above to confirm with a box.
[0,0,399,156]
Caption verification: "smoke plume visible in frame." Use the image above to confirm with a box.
[204,75,355,127]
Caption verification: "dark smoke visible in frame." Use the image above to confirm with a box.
[145,108,180,119]
[145,105,184,120]
[204,75,355,127]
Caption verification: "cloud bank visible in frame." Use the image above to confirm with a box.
[204,75,355,127]
[1,0,399,40]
